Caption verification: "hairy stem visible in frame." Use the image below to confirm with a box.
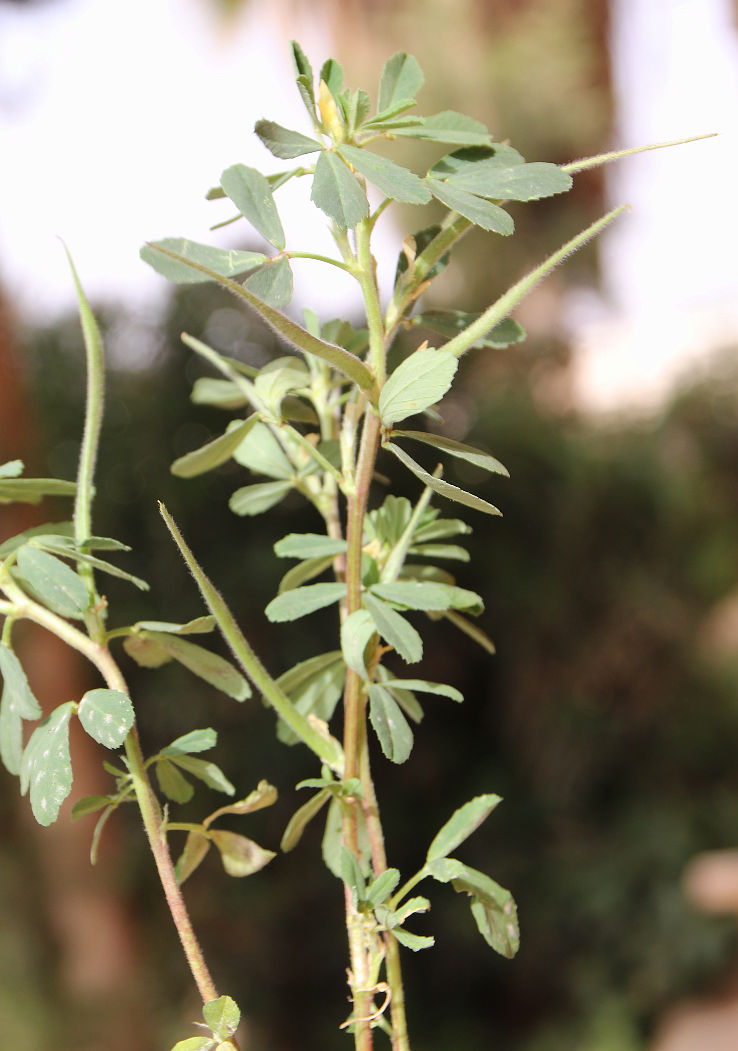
[0,581,220,1007]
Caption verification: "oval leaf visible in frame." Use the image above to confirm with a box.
[254,119,322,159]
[370,580,483,614]
[265,582,346,623]
[140,238,266,283]
[311,150,369,229]
[363,593,422,664]
[14,546,90,618]
[203,995,241,1040]
[426,793,502,863]
[340,609,376,678]
[379,348,457,426]
[78,688,134,749]
[174,830,211,885]
[338,145,430,205]
[220,164,285,249]
[274,533,347,559]
[426,178,513,235]
[369,685,414,763]
[156,758,195,803]
[0,644,42,719]
[209,830,276,877]
[161,728,218,757]
[21,702,75,826]
[171,416,258,478]
[145,633,251,701]
[281,788,331,852]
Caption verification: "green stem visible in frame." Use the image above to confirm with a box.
[159,503,344,772]
[286,250,353,273]
[0,581,219,1007]
[439,205,628,359]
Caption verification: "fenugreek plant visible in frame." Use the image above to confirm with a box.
[0,41,710,1051]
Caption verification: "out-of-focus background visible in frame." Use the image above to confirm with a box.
[1,1,738,1049]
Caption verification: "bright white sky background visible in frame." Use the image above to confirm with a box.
[1,0,737,410]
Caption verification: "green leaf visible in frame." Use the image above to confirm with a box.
[220,164,285,249]
[363,593,422,664]
[265,582,346,623]
[191,377,249,410]
[204,780,277,824]
[391,928,435,951]
[242,255,294,310]
[209,830,275,877]
[126,632,251,701]
[229,480,293,517]
[319,57,343,96]
[337,145,430,205]
[14,546,90,618]
[0,521,74,558]
[425,178,513,234]
[156,758,194,803]
[203,995,241,1040]
[369,685,414,763]
[370,580,483,615]
[274,651,344,745]
[0,644,42,719]
[378,52,424,112]
[77,688,134,749]
[426,857,519,957]
[140,239,266,283]
[409,542,469,562]
[174,829,211,884]
[170,1037,213,1051]
[386,443,503,516]
[161,728,217,756]
[171,416,258,478]
[170,755,235,795]
[340,609,376,678]
[396,110,491,146]
[379,348,458,426]
[365,868,401,907]
[233,421,293,479]
[426,794,502,863]
[413,517,471,543]
[281,788,331,852]
[274,533,347,559]
[27,537,149,593]
[0,476,76,504]
[21,702,75,826]
[278,555,335,593]
[376,669,423,723]
[322,795,371,877]
[443,610,496,653]
[147,254,376,395]
[442,153,572,202]
[0,694,23,776]
[254,119,322,159]
[291,40,315,96]
[311,151,368,229]
[71,794,113,820]
[381,678,463,703]
[411,311,525,350]
[130,616,216,635]
[253,356,310,414]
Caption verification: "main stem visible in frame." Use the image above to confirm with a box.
[341,215,411,1051]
